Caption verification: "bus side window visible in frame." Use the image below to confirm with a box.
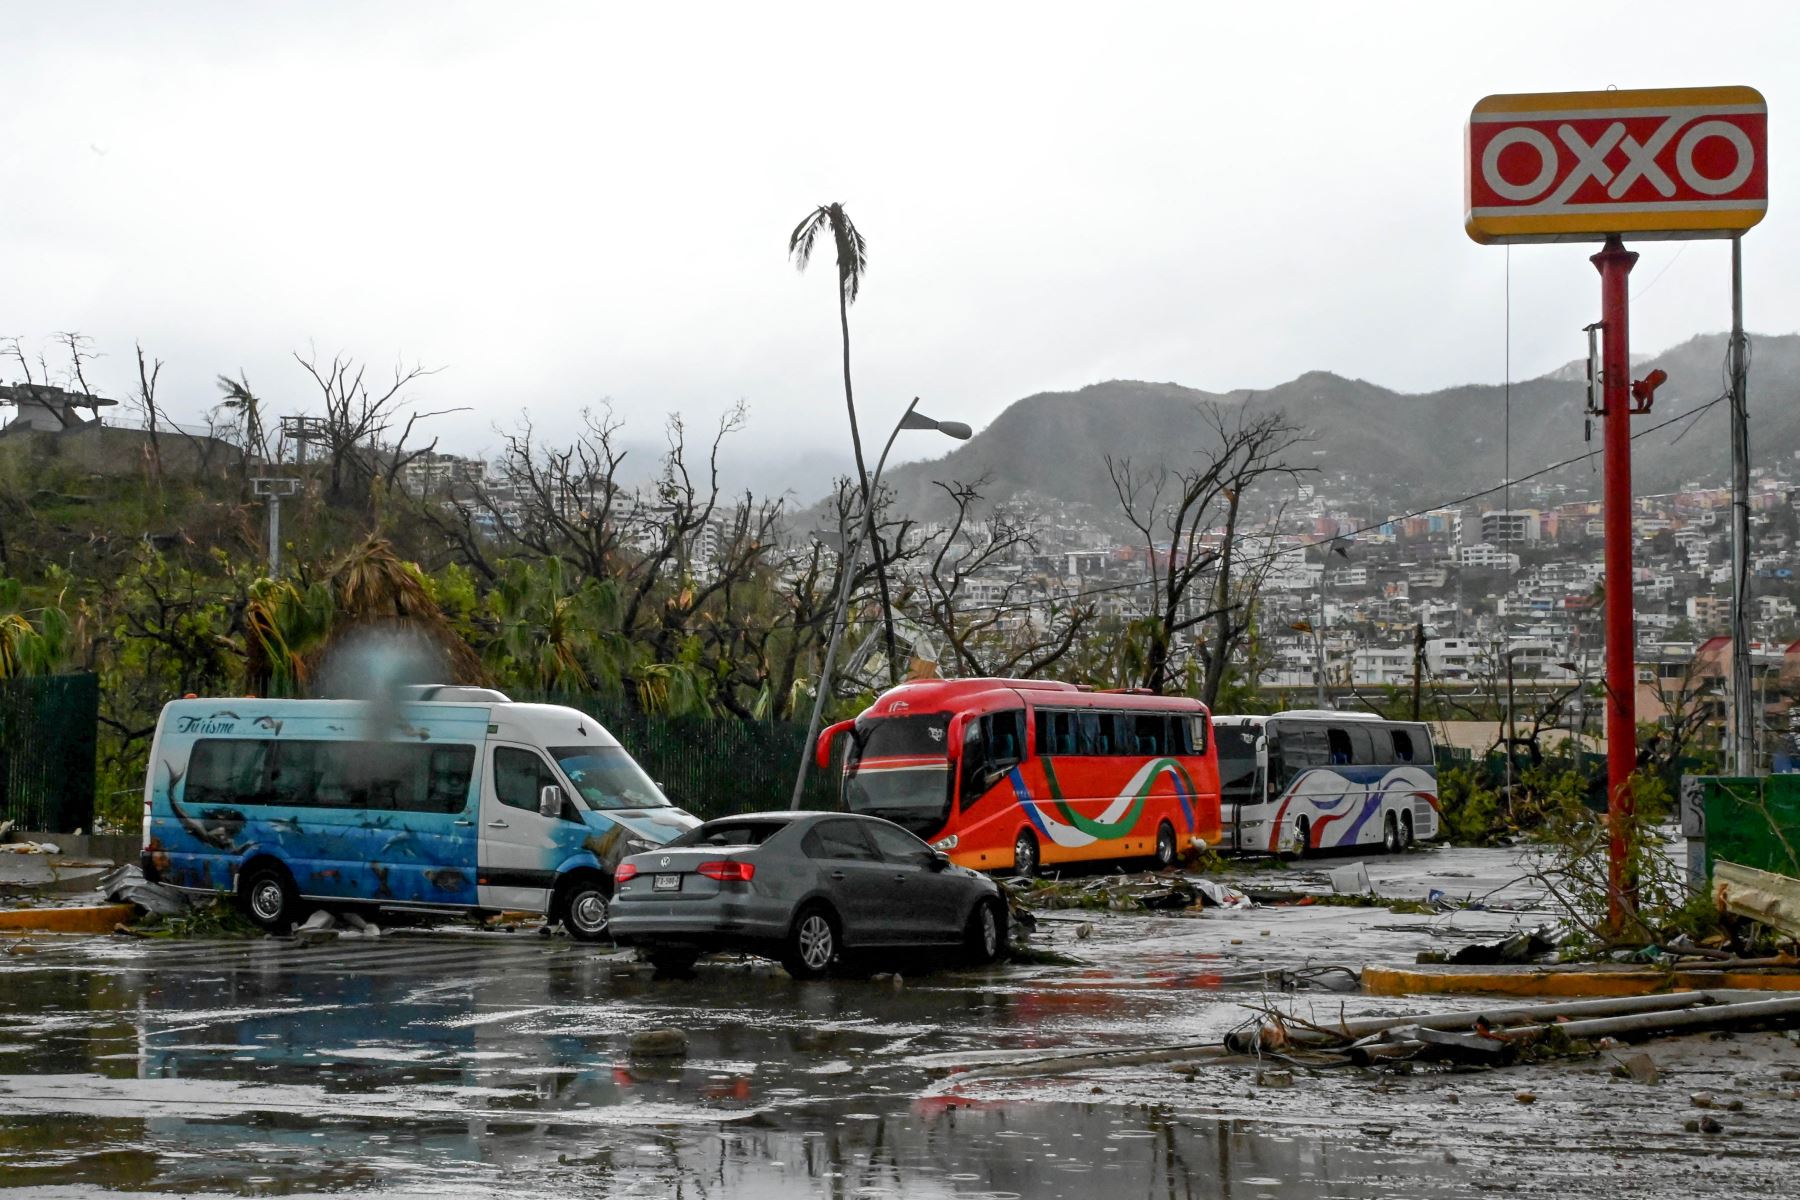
[1189,715,1208,755]
[1277,727,1330,787]
[1055,713,1075,755]
[986,711,1024,769]
[1130,714,1163,756]
[1326,728,1353,765]
[959,721,988,807]
[1391,730,1415,763]
[1033,711,1052,758]
[1076,713,1102,755]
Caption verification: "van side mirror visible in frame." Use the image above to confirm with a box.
[929,850,951,871]
[539,785,564,819]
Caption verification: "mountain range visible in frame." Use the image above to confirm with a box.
[861,332,1800,525]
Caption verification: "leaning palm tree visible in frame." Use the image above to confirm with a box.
[788,202,900,684]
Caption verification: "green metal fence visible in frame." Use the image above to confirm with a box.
[0,673,99,833]
[531,695,844,820]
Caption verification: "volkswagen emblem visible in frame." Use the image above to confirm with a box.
[660,857,670,867]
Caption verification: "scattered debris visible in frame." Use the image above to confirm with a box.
[1435,925,1561,966]
[1256,1068,1294,1088]
[628,1028,689,1058]
[1514,1090,1537,1104]
[101,864,190,917]
[1613,1052,1661,1084]
[1328,863,1372,896]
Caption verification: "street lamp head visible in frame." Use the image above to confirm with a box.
[899,408,973,440]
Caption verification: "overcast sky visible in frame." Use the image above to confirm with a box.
[3,2,1796,485]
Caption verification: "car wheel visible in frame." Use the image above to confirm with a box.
[1383,813,1402,855]
[239,862,299,933]
[1012,829,1040,877]
[557,876,613,943]
[1153,821,1178,869]
[782,904,839,980]
[647,949,699,975]
[964,898,1008,965]
[1400,811,1416,849]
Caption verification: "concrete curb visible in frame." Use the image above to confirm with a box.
[0,904,136,934]
[1364,962,1800,997]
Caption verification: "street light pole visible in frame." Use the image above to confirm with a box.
[790,399,971,809]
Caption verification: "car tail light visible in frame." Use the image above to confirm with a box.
[696,860,755,882]
[615,863,639,883]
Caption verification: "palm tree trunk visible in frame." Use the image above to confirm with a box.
[839,287,902,687]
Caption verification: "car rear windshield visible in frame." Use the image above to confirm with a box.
[670,819,789,848]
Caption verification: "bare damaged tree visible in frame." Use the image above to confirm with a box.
[294,350,452,506]
[130,344,165,484]
[1107,404,1308,695]
[482,404,636,584]
[915,478,1094,678]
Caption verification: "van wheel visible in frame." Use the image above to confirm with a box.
[1382,813,1402,854]
[1012,829,1041,877]
[240,862,300,933]
[1152,821,1178,869]
[964,898,1008,965]
[782,904,839,979]
[1400,811,1416,849]
[555,875,613,943]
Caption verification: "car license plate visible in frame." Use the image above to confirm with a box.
[653,874,681,892]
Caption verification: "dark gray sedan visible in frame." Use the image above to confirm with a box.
[608,811,1008,978]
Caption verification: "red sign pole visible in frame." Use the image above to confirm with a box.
[1592,235,1638,934]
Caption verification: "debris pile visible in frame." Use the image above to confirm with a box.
[1007,871,1250,913]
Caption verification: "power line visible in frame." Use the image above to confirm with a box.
[917,389,1732,619]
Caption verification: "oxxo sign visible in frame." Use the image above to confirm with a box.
[1466,86,1767,244]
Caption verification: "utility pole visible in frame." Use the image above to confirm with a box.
[1593,236,1640,933]
[1728,236,1755,777]
[250,478,300,577]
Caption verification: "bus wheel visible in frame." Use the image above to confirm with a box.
[556,875,613,943]
[1382,813,1402,854]
[1153,822,1178,870]
[1012,830,1040,878]
[239,862,300,933]
[1400,811,1416,849]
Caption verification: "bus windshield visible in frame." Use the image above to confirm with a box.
[1215,725,1262,799]
[842,714,953,836]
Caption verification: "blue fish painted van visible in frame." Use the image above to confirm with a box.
[140,686,699,939]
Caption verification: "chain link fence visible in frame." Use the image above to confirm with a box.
[1,673,99,833]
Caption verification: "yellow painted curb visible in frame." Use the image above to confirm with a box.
[1364,963,1800,998]
[0,904,136,934]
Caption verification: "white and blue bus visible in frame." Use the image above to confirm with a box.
[1211,711,1439,856]
[140,687,698,938]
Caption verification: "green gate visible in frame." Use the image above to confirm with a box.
[0,673,99,833]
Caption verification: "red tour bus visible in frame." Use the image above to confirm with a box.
[814,678,1221,875]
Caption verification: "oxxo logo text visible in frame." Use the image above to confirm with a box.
[1475,112,1760,208]
[1465,87,1767,244]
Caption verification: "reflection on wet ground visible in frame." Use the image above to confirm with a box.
[2,846,1792,1197]
[0,923,1475,1197]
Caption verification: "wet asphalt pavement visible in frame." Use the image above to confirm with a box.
[2,845,1797,1198]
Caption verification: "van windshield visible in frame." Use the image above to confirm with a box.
[549,746,671,811]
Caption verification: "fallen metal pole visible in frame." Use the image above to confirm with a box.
[1244,988,1744,1051]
